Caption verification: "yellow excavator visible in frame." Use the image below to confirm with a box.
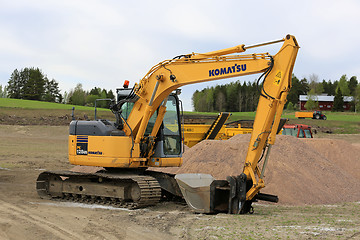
[36,35,299,214]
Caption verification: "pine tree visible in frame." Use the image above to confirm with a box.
[287,75,310,106]
[107,90,115,100]
[62,91,68,104]
[226,82,238,112]
[349,76,358,95]
[0,85,8,98]
[322,79,336,96]
[333,88,344,111]
[89,87,101,96]
[43,78,61,102]
[22,68,45,100]
[7,69,22,98]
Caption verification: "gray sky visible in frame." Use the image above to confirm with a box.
[1,0,359,110]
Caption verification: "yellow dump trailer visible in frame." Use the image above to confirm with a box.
[295,111,327,120]
[295,112,313,118]
[183,112,285,148]
[183,123,252,147]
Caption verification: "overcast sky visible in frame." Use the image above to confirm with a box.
[1,0,359,110]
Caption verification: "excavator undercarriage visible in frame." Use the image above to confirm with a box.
[36,170,183,209]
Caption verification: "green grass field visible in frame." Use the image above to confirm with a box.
[185,110,360,134]
[0,98,109,111]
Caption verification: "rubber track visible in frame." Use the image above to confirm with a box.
[36,171,161,209]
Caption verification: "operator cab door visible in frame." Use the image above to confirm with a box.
[152,95,182,158]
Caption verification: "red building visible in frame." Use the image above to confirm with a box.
[299,95,353,111]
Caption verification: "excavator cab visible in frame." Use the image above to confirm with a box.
[117,88,183,159]
[148,94,182,158]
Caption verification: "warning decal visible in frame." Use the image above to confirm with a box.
[273,71,282,85]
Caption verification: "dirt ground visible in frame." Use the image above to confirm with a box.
[1,125,360,239]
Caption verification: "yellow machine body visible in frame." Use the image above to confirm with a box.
[69,135,182,168]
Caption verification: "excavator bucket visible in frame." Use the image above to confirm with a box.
[175,173,246,214]
[175,173,278,214]
[174,174,214,213]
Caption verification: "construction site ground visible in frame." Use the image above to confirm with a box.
[1,123,360,239]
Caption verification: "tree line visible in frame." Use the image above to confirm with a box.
[192,74,360,112]
[0,68,115,108]
[5,67,61,102]
[63,83,115,108]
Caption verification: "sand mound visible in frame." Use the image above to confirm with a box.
[158,134,360,205]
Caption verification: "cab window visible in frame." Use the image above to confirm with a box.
[304,129,312,138]
[298,129,305,138]
[162,96,181,155]
[121,102,134,120]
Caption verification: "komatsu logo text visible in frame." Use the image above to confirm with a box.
[209,64,247,77]
[89,151,103,155]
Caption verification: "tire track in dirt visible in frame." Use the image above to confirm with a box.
[0,200,84,240]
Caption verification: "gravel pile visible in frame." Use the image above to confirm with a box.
[159,134,360,205]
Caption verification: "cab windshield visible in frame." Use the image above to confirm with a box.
[282,128,297,137]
